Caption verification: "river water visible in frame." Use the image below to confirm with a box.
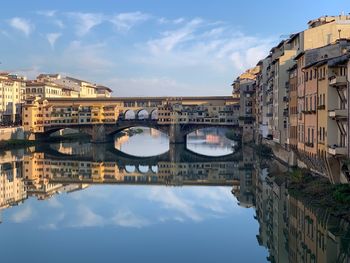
[0,128,348,263]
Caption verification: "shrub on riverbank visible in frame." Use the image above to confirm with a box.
[333,184,350,204]
[0,139,37,150]
[225,130,241,141]
[255,144,273,159]
[289,173,350,221]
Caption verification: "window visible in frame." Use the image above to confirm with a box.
[314,96,316,111]
[323,127,325,141]
[310,97,312,111]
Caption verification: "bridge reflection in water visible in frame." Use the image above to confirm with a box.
[0,146,349,262]
[30,142,242,187]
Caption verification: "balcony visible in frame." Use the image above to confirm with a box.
[328,146,347,156]
[329,76,347,88]
[317,105,325,110]
[305,142,314,148]
[328,109,347,119]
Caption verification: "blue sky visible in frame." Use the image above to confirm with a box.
[0,0,349,96]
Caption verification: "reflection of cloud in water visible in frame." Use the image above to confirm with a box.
[8,186,238,230]
[112,209,150,228]
[46,197,63,208]
[70,205,104,228]
[147,187,203,222]
[11,205,34,223]
[39,212,65,230]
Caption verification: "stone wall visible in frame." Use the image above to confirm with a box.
[0,127,25,141]
[263,139,297,166]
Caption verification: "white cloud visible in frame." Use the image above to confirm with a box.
[173,18,185,24]
[110,11,150,32]
[60,41,114,73]
[112,209,149,228]
[67,12,104,36]
[37,10,56,17]
[54,19,65,29]
[11,205,33,223]
[72,205,104,227]
[8,17,34,36]
[13,66,41,79]
[148,18,203,53]
[46,32,62,48]
[148,187,202,221]
[135,19,277,84]
[46,196,63,208]
[106,77,193,96]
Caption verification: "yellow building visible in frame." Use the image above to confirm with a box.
[25,81,64,99]
[304,15,350,50]
[0,159,27,218]
[28,74,113,99]
[0,73,26,124]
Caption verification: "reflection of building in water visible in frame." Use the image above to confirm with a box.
[157,161,239,186]
[288,195,350,263]
[51,142,92,155]
[149,128,161,138]
[114,134,130,150]
[0,159,26,222]
[232,146,256,208]
[254,161,289,262]
[254,160,350,262]
[23,153,239,186]
[23,153,90,200]
[205,134,220,144]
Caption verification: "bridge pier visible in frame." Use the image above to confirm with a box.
[169,124,186,144]
[91,124,112,143]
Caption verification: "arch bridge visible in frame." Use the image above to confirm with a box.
[23,96,240,143]
[29,144,242,186]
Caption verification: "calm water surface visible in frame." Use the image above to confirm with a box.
[0,128,348,262]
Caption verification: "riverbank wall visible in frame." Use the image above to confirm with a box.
[0,126,25,141]
[262,139,350,184]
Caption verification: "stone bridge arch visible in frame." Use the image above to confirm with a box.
[150,109,158,120]
[105,120,170,139]
[40,126,95,139]
[136,109,149,120]
[168,123,241,144]
[124,109,136,120]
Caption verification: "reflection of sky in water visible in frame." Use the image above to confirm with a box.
[115,128,169,156]
[115,127,234,157]
[187,138,234,156]
[0,186,267,263]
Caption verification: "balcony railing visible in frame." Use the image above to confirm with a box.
[329,76,347,88]
[328,146,347,156]
[305,142,314,148]
[328,109,347,119]
[317,105,325,110]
